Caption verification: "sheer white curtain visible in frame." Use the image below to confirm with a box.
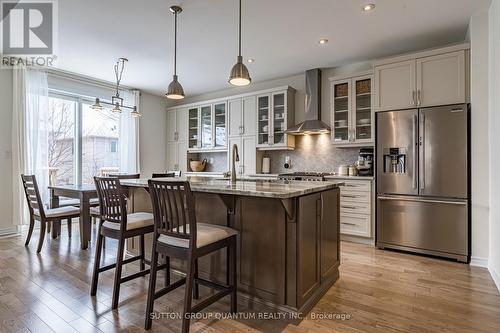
[119,89,140,174]
[12,66,49,225]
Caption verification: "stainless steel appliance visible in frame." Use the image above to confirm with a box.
[285,69,331,135]
[376,104,470,263]
[357,148,374,176]
[278,172,332,181]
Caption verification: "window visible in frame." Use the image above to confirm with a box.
[48,92,121,185]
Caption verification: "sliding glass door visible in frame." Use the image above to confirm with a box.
[47,92,121,186]
[48,95,77,185]
[81,102,120,184]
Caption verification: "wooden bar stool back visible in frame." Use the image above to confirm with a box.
[21,175,79,253]
[145,180,237,332]
[90,176,160,309]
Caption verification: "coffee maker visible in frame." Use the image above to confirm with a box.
[356,148,374,176]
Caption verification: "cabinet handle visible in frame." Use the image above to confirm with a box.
[341,205,357,209]
[341,195,357,198]
[411,91,416,105]
[417,90,422,106]
[341,222,357,226]
[241,125,244,135]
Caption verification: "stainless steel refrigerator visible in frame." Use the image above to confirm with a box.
[376,104,470,263]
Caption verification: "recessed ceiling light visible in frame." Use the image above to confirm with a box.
[247,58,255,63]
[362,3,376,11]
[318,38,328,45]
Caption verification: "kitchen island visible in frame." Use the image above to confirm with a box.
[121,177,342,314]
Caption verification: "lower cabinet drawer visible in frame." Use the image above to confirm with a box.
[340,214,371,237]
[340,191,370,203]
[340,201,370,215]
[340,181,371,193]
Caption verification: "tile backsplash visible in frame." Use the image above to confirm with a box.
[266,134,363,174]
[186,134,369,174]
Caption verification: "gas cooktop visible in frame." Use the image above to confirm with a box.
[278,172,335,181]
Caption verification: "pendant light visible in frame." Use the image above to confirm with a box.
[91,58,140,117]
[166,5,185,100]
[229,0,251,86]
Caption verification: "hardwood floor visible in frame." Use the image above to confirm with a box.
[0,223,499,333]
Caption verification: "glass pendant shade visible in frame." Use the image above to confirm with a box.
[112,103,122,113]
[91,98,103,110]
[229,55,251,86]
[166,75,185,99]
[131,106,141,118]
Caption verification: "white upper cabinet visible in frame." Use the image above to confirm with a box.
[229,96,256,138]
[228,98,243,137]
[242,96,256,136]
[374,60,416,112]
[184,102,227,152]
[331,73,374,146]
[416,51,466,107]
[374,45,469,112]
[256,88,295,150]
[167,108,188,142]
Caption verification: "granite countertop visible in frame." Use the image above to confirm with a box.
[121,177,343,199]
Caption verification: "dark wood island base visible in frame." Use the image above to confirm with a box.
[123,179,341,315]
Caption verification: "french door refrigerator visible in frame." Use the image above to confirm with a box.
[376,104,470,263]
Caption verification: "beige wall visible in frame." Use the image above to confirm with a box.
[489,0,500,290]
[139,92,168,177]
[0,70,14,234]
[469,10,491,261]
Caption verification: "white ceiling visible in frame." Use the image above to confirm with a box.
[55,0,489,97]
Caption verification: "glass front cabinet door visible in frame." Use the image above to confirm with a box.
[257,95,270,146]
[213,102,227,148]
[200,105,213,149]
[187,102,227,151]
[256,88,295,149]
[188,107,199,148]
[330,74,373,145]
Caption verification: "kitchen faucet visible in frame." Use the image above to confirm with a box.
[231,143,240,182]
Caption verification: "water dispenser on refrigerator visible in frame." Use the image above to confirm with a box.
[383,148,407,174]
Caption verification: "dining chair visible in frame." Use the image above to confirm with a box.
[90,176,163,309]
[21,175,80,253]
[144,180,237,332]
[152,172,176,178]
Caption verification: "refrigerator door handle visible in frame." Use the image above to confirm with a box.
[377,196,467,206]
[419,113,425,190]
[412,114,418,189]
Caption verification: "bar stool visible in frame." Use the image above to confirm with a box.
[21,175,80,253]
[144,180,237,332]
[90,177,162,309]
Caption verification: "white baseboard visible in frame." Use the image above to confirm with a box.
[0,226,20,238]
[489,265,500,293]
[470,256,489,267]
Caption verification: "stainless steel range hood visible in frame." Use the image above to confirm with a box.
[286,68,331,135]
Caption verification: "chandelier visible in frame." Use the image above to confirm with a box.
[91,58,140,117]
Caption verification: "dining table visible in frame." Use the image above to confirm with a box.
[48,184,98,250]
